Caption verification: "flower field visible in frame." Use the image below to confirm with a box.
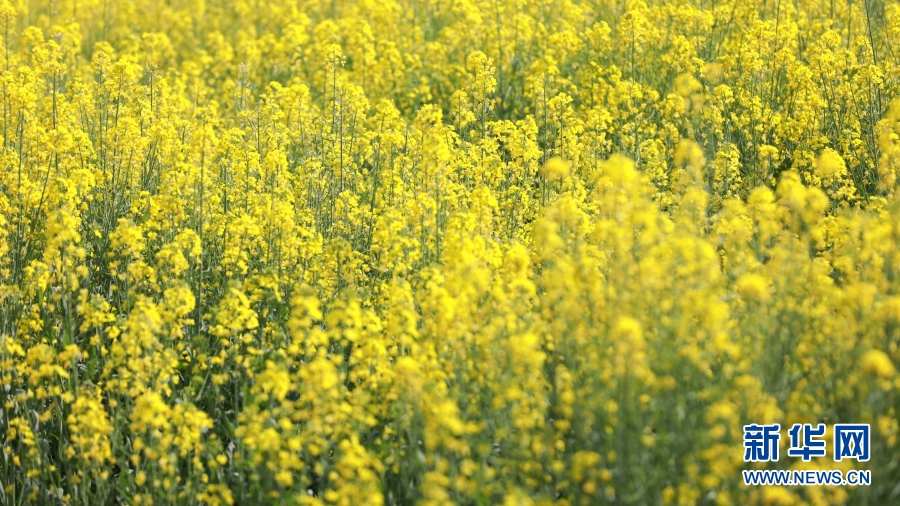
[2,0,900,504]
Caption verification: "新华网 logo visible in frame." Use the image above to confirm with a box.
[742,423,870,463]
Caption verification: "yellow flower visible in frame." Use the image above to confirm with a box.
[734,273,771,301]
[541,157,570,181]
[861,349,896,378]
[815,148,846,180]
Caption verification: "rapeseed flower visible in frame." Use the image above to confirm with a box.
[0,0,898,504]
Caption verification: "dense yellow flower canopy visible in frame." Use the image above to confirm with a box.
[1,0,899,505]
